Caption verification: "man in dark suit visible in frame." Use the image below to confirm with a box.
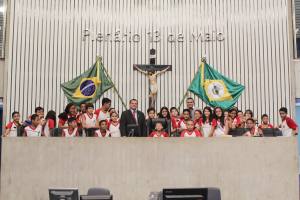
[120,99,147,137]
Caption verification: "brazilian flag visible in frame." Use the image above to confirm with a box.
[61,58,113,105]
[188,60,245,110]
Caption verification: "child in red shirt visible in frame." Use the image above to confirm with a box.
[149,122,168,137]
[95,120,111,137]
[4,111,21,137]
[279,107,298,136]
[58,103,78,128]
[194,109,202,132]
[258,114,273,129]
[180,120,202,137]
[62,117,79,137]
[170,107,180,136]
[201,107,217,137]
[178,109,191,132]
[43,110,56,137]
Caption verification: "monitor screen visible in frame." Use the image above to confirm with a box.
[80,195,113,200]
[49,188,79,200]
[163,188,207,200]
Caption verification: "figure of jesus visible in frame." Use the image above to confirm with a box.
[134,66,170,108]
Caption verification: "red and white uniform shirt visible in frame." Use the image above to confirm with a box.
[24,125,43,137]
[83,113,97,127]
[149,131,168,137]
[194,119,202,130]
[233,117,241,127]
[95,109,110,121]
[180,129,202,137]
[76,112,85,128]
[214,120,226,137]
[201,119,217,137]
[280,117,298,137]
[58,114,78,127]
[171,117,180,129]
[5,121,19,137]
[108,122,121,137]
[258,124,273,129]
[95,130,111,137]
[62,128,79,137]
[245,126,260,137]
[178,119,188,130]
[43,119,55,137]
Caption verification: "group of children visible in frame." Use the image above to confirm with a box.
[4,98,120,137]
[4,97,298,138]
[146,105,298,137]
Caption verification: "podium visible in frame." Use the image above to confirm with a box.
[0,137,299,200]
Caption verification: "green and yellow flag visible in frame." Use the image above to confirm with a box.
[61,58,113,105]
[188,60,245,109]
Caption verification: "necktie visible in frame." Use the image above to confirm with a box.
[132,110,137,124]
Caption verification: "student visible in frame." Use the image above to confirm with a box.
[146,107,156,120]
[35,106,45,119]
[201,107,217,137]
[108,108,117,116]
[180,120,202,137]
[4,111,21,137]
[149,122,168,137]
[108,112,121,137]
[146,107,156,135]
[77,103,87,128]
[43,110,56,137]
[244,118,261,137]
[62,117,79,137]
[79,103,87,114]
[178,109,191,132]
[194,109,202,132]
[23,106,45,127]
[237,110,246,128]
[170,107,180,136]
[157,107,171,119]
[157,106,171,133]
[24,114,43,137]
[95,98,111,121]
[58,103,78,128]
[82,103,99,129]
[237,110,244,119]
[224,110,229,119]
[213,107,228,136]
[244,109,254,120]
[229,108,241,128]
[170,107,180,125]
[258,114,273,129]
[95,120,111,137]
[279,107,298,136]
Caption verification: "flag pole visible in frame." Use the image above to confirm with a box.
[177,57,206,110]
[96,56,127,110]
[177,90,189,110]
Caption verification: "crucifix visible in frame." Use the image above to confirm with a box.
[133,49,172,108]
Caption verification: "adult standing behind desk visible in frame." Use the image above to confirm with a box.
[186,97,196,120]
[120,99,147,137]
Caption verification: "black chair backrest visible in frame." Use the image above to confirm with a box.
[87,188,110,196]
[84,128,98,137]
[228,128,249,137]
[51,128,62,137]
[17,126,25,137]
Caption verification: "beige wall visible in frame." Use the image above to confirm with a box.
[0,59,4,98]
[294,60,300,98]
[0,138,299,200]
